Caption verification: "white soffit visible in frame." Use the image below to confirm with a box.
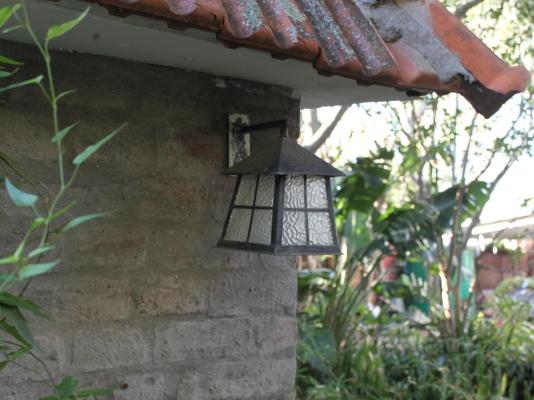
[2,0,413,108]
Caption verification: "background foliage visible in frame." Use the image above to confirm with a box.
[297,0,533,398]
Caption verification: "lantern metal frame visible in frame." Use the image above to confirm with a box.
[218,119,344,255]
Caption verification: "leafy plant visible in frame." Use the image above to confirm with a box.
[0,4,123,398]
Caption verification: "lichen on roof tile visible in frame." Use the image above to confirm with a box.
[95,0,531,117]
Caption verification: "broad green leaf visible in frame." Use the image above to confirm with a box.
[0,75,43,94]
[73,123,126,165]
[5,177,37,207]
[0,292,48,319]
[0,306,36,348]
[0,5,20,29]
[18,260,59,279]
[77,387,116,398]
[46,8,89,41]
[52,122,78,143]
[54,376,79,398]
[28,245,55,259]
[0,54,22,66]
[63,212,110,232]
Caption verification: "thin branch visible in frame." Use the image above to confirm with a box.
[454,0,485,19]
[304,106,350,153]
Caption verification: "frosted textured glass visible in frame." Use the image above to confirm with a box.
[308,212,333,245]
[284,175,305,208]
[249,210,272,245]
[235,175,257,206]
[282,211,306,245]
[307,176,328,208]
[255,175,275,207]
[225,208,252,242]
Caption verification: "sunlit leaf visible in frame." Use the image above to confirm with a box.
[18,260,59,279]
[0,5,20,29]
[0,254,18,265]
[4,177,37,207]
[63,212,110,232]
[52,122,78,144]
[73,123,126,165]
[54,376,79,398]
[46,8,89,41]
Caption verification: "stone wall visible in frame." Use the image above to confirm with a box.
[0,40,300,399]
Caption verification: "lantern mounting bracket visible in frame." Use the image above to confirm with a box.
[228,116,289,167]
[232,119,288,137]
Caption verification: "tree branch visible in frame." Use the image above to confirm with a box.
[454,0,485,19]
[304,105,350,153]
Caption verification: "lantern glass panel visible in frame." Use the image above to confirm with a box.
[282,211,307,245]
[306,176,328,208]
[235,175,256,206]
[284,175,305,208]
[249,209,272,244]
[255,175,275,207]
[308,212,333,245]
[225,208,252,242]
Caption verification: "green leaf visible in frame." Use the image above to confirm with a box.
[63,212,110,232]
[73,123,126,165]
[18,260,59,279]
[0,54,22,66]
[28,245,55,259]
[0,68,18,78]
[54,376,79,398]
[4,177,38,207]
[0,254,18,265]
[0,292,48,319]
[56,89,77,102]
[52,122,78,143]
[49,201,76,223]
[2,24,23,34]
[0,306,36,348]
[77,387,116,398]
[0,5,21,29]
[0,75,43,94]
[0,273,17,284]
[46,8,89,41]
[0,346,29,372]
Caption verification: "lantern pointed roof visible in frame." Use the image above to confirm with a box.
[223,137,344,177]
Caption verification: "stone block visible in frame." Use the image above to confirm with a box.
[154,318,252,363]
[132,272,207,317]
[175,359,296,400]
[70,324,150,372]
[253,316,297,358]
[208,269,296,317]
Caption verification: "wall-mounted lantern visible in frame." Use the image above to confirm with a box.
[218,119,344,255]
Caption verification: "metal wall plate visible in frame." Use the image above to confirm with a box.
[228,114,250,167]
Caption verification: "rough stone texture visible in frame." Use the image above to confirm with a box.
[0,40,299,399]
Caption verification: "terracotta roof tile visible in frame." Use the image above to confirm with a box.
[94,0,531,117]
